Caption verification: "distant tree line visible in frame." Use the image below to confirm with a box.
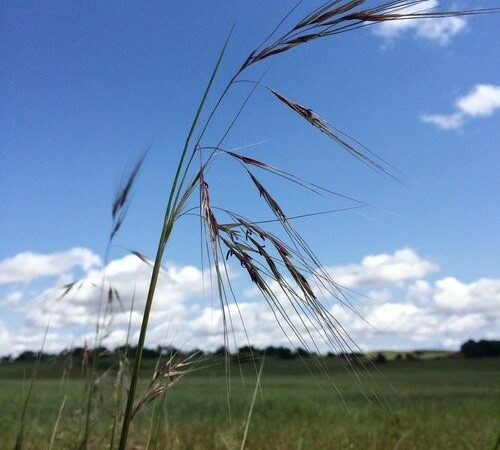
[2,339,498,364]
[1,345,368,363]
[460,340,500,358]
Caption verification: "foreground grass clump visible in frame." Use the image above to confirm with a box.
[1,357,499,449]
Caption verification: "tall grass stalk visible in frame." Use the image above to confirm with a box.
[117,32,232,450]
[48,395,67,450]
[14,322,49,450]
[492,429,500,450]
[240,356,265,450]
[144,399,157,450]
[151,387,169,450]
[107,2,498,448]
[108,286,136,450]
[77,150,147,450]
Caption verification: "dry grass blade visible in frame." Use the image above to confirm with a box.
[118,33,232,450]
[220,148,370,204]
[200,169,264,410]
[130,249,154,268]
[491,429,500,450]
[200,171,219,245]
[131,353,200,419]
[393,429,414,450]
[197,161,391,403]
[48,395,67,450]
[60,281,77,298]
[110,147,149,241]
[200,179,376,400]
[210,171,368,398]
[15,321,50,450]
[240,356,265,450]
[242,0,499,67]
[79,147,151,450]
[270,89,397,178]
[248,171,286,221]
[54,279,86,302]
[305,0,366,26]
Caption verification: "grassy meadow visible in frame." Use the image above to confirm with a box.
[0,355,498,449]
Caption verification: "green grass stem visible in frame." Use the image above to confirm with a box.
[117,32,231,450]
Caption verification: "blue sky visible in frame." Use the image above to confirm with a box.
[1,1,499,355]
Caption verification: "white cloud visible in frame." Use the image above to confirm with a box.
[407,280,432,304]
[1,253,219,354]
[434,276,500,314]
[366,288,392,303]
[441,337,462,350]
[421,112,464,130]
[0,247,101,284]
[21,254,205,331]
[373,0,467,45]
[439,313,488,333]
[332,274,500,349]
[414,16,466,45]
[1,290,23,307]
[363,303,437,337]
[456,84,500,116]
[0,320,11,356]
[422,84,500,130]
[328,248,438,288]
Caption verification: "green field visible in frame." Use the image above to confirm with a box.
[0,356,499,449]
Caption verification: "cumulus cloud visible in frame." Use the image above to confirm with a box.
[366,288,392,303]
[439,313,488,334]
[328,248,438,288]
[2,253,216,354]
[1,290,23,307]
[328,273,500,349]
[0,247,101,284]
[457,84,500,116]
[21,254,205,330]
[407,280,432,304]
[359,303,492,339]
[421,112,464,130]
[363,303,437,338]
[373,0,467,45]
[422,84,500,130]
[434,276,500,314]
[0,319,11,356]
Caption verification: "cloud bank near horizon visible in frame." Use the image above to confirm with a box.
[0,246,499,356]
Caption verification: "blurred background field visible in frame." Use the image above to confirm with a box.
[1,354,498,450]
